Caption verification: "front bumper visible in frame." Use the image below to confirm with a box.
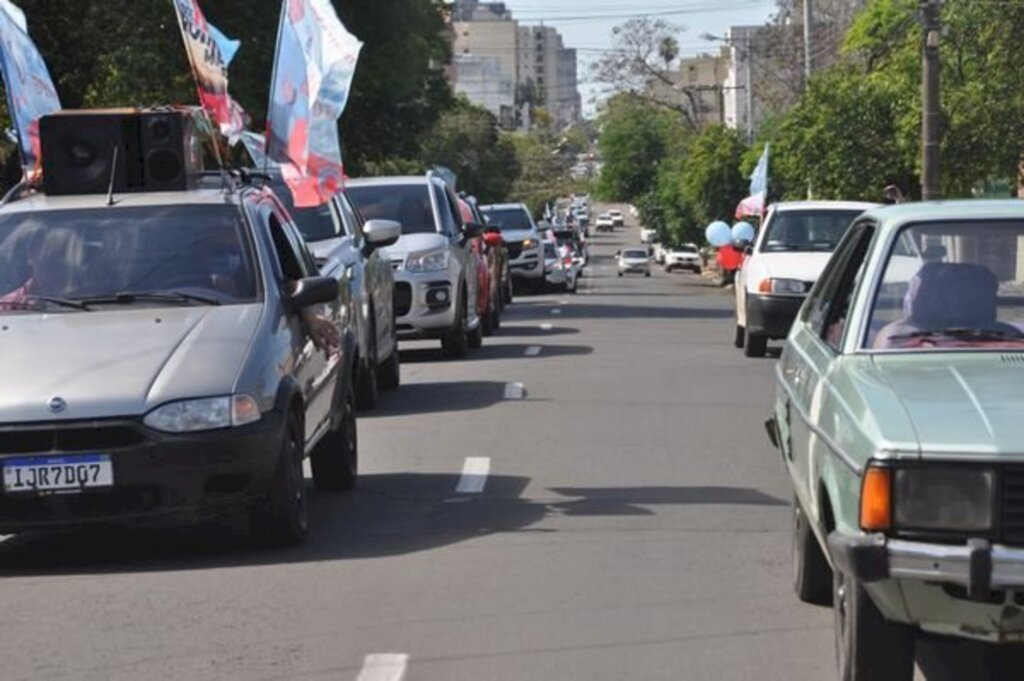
[619,264,650,274]
[507,244,544,280]
[393,268,459,336]
[666,259,700,271]
[745,293,804,338]
[0,414,284,532]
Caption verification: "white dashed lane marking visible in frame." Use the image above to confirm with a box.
[504,382,525,400]
[525,346,542,357]
[540,323,554,331]
[455,457,490,494]
[550,308,562,315]
[356,653,408,681]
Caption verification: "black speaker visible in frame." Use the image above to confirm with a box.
[40,109,144,195]
[139,110,202,192]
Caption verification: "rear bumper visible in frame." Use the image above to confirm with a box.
[745,293,804,338]
[0,415,284,532]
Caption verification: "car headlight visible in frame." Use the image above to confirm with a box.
[758,278,805,295]
[522,238,538,250]
[144,395,262,433]
[405,249,450,273]
[859,463,995,533]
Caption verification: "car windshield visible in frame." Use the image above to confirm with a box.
[623,249,648,258]
[760,210,862,253]
[0,205,258,313]
[865,220,1024,351]
[347,184,437,235]
[273,181,345,242]
[676,246,698,254]
[481,207,533,232]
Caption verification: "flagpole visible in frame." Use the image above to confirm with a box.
[264,0,288,175]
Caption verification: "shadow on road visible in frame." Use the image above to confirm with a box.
[551,302,733,321]
[0,479,787,575]
[401,343,593,364]
[488,325,580,338]
[361,380,509,418]
[915,635,1024,680]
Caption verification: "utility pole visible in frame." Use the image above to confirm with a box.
[803,0,812,86]
[743,34,753,143]
[921,0,942,200]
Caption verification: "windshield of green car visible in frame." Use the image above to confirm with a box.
[0,205,259,313]
[866,220,1024,350]
[760,210,862,253]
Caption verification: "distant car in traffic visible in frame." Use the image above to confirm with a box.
[664,244,702,274]
[770,200,1024,681]
[480,202,546,292]
[543,241,579,293]
[617,248,651,277]
[640,227,656,244]
[609,209,625,229]
[595,213,614,232]
[734,200,878,357]
[348,173,484,358]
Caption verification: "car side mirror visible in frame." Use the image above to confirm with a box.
[288,276,339,308]
[363,219,401,249]
[462,221,484,239]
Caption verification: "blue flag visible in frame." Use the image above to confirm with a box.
[0,0,61,182]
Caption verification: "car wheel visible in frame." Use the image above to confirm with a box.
[490,291,502,330]
[745,333,767,358]
[617,272,623,277]
[833,568,915,681]
[310,384,358,492]
[355,328,379,410]
[250,412,309,545]
[792,497,833,605]
[441,289,469,358]
[645,271,651,278]
[694,267,703,275]
[734,324,746,349]
[378,343,400,391]
[481,295,494,337]
[467,315,484,349]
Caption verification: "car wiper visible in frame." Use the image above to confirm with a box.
[78,290,222,307]
[888,328,1024,343]
[16,295,90,311]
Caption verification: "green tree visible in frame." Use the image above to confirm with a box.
[679,125,748,229]
[420,101,519,204]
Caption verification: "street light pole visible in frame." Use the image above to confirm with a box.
[743,34,753,143]
[803,0,812,87]
[921,0,942,200]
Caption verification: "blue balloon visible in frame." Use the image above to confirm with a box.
[732,221,756,243]
[705,221,732,247]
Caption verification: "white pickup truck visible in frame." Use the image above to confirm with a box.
[664,244,702,274]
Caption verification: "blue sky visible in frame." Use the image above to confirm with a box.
[499,0,778,115]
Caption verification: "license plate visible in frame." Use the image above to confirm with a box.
[2,454,113,494]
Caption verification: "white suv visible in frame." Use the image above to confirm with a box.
[734,201,878,357]
[479,203,545,291]
[348,174,483,358]
[664,244,702,273]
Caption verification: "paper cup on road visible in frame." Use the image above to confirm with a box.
[705,221,732,247]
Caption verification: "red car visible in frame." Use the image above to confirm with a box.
[459,198,500,335]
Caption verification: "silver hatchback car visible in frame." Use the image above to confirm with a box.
[0,177,368,545]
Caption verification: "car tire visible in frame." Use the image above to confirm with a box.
[617,272,622,277]
[745,333,767,358]
[250,412,309,545]
[490,291,502,330]
[441,289,469,358]
[833,568,915,681]
[467,317,483,349]
[792,497,833,605]
[645,271,651,278]
[734,324,746,349]
[355,328,379,411]
[481,296,494,337]
[378,343,400,391]
[694,267,703,275]
[310,384,358,492]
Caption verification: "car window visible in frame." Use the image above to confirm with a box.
[623,249,648,258]
[434,185,457,237]
[264,205,313,281]
[802,221,875,346]
[759,210,864,253]
[865,219,1024,351]
[348,184,437,235]
[481,207,533,232]
[271,180,343,243]
[337,192,362,242]
[0,205,259,311]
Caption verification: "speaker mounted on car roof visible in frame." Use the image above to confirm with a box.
[40,108,204,196]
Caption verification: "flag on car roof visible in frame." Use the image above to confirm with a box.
[0,0,61,183]
[171,0,247,144]
[736,144,769,219]
[266,0,362,207]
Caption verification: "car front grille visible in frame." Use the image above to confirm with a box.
[506,242,524,259]
[0,423,146,455]
[1001,469,1024,545]
[393,282,412,317]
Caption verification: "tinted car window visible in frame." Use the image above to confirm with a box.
[0,205,258,310]
[272,181,342,243]
[348,184,437,235]
[623,249,648,258]
[481,207,533,232]
[760,210,863,253]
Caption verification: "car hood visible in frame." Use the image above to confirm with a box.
[383,232,447,259]
[866,354,1024,457]
[748,251,833,283]
[0,305,262,423]
[308,236,346,263]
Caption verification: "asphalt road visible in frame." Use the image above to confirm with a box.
[0,209,1014,680]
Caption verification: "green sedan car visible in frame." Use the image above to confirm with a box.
[769,200,1024,680]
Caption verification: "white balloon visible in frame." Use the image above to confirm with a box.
[705,221,732,247]
[732,222,756,243]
